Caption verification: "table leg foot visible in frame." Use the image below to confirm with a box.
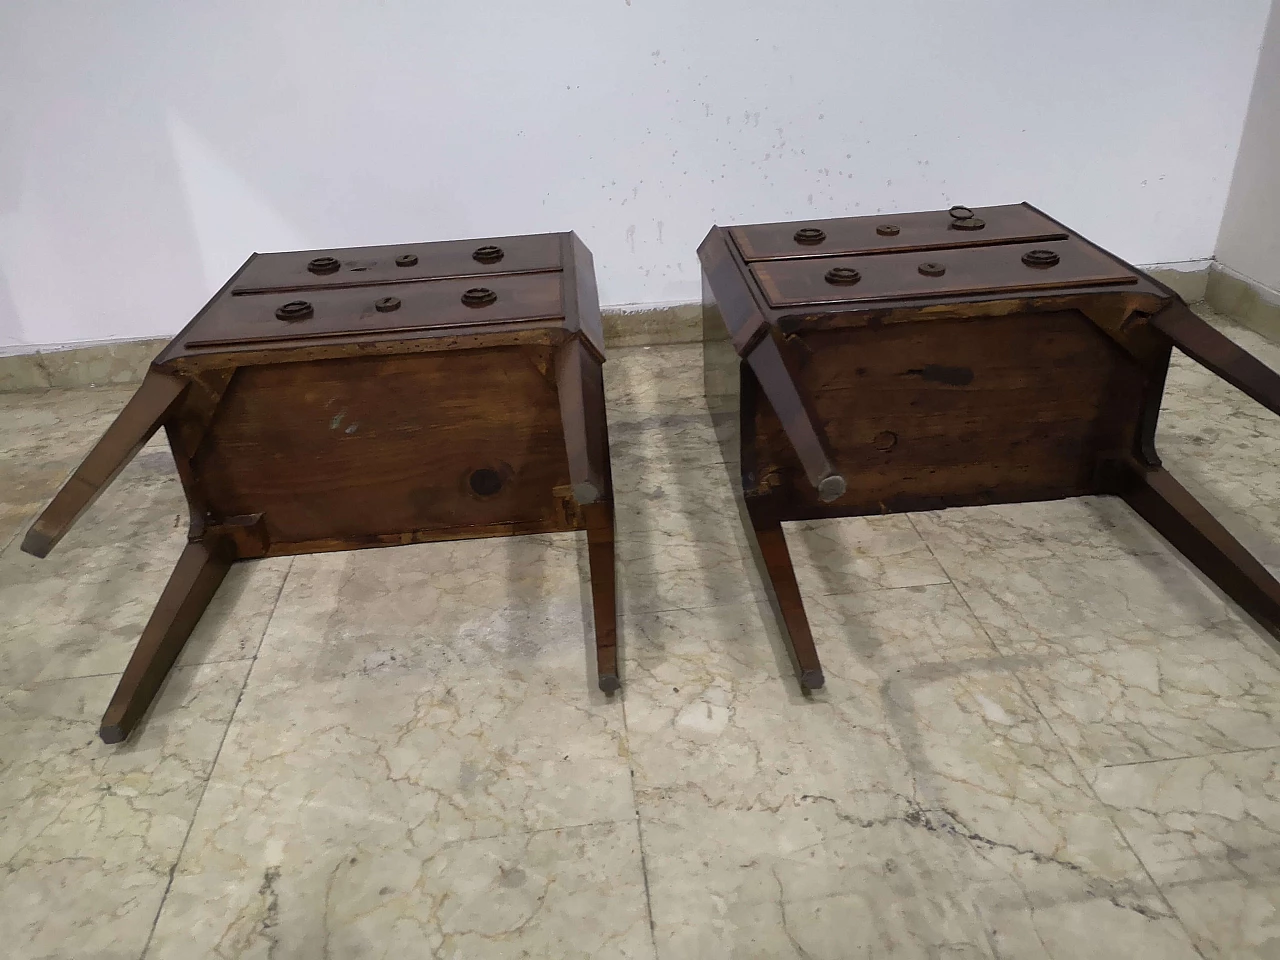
[99,538,233,743]
[23,370,187,558]
[746,499,825,690]
[584,501,619,693]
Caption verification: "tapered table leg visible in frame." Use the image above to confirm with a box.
[584,501,619,693]
[99,538,234,743]
[1122,460,1280,636]
[22,370,188,558]
[745,498,825,690]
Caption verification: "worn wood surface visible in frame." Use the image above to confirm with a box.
[1153,301,1280,417]
[700,202,1280,687]
[99,537,234,743]
[745,501,825,690]
[25,231,618,741]
[21,370,188,558]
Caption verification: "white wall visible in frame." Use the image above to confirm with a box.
[1216,0,1280,292]
[0,0,1271,350]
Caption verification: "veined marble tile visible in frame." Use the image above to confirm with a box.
[0,661,249,960]
[1017,631,1280,769]
[640,801,1198,960]
[204,540,633,845]
[0,386,138,549]
[147,797,652,960]
[1092,748,1280,959]
[609,408,729,466]
[922,539,1246,657]
[914,516,1280,765]
[787,516,950,595]
[629,594,1193,957]
[1092,748,1280,885]
[616,534,765,617]
[624,600,909,815]
[804,583,1000,675]
[0,447,291,688]
[626,595,1149,890]
[912,497,1173,566]
[1160,878,1280,960]
[1157,324,1280,561]
[612,455,742,546]
[604,343,708,414]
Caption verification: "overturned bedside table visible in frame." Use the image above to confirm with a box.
[24,232,618,742]
[700,203,1280,690]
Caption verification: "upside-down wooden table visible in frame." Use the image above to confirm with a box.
[23,232,618,743]
[700,203,1280,690]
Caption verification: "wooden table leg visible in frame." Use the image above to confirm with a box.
[1121,460,1280,636]
[99,538,234,743]
[745,497,825,690]
[584,501,619,693]
[22,369,188,558]
[746,335,846,502]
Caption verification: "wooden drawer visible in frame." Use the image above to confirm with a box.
[729,203,1066,262]
[188,272,564,348]
[231,233,563,294]
[750,239,1136,308]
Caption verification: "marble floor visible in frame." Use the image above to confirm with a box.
[1,308,1279,959]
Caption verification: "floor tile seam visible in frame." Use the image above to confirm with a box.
[808,575,955,598]
[16,651,273,693]
[1094,742,1280,771]
[898,513,1208,942]
[0,515,31,555]
[903,515,1006,659]
[138,554,294,959]
[619,695,660,960]
[900,516,1269,953]
[937,517,1218,956]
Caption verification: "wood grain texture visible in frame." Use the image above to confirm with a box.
[99,537,234,743]
[26,231,618,742]
[190,347,573,550]
[1153,301,1280,417]
[745,501,824,690]
[701,201,1280,688]
[753,311,1147,516]
[21,370,188,558]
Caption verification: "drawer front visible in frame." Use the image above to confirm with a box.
[188,272,564,348]
[231,233,563,294]
[750,239,1136,308]
[729,204,1066,262]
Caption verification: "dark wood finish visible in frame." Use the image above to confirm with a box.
[584,501,619,693]
[751,238,1136,308]
[747,500,825,689]
[701,201,1280,687]
[21,370,188,558]
[1119,459,1280,634]
[100,538,233,743]
[24,231,618,741]
[1152,301,1280,417]
[730,203,1067,261]
[230,233,562,294]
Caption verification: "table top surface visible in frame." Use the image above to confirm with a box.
[156,232,598,366]
[718,203,1168,313]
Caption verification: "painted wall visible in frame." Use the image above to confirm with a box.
[1216,0,1280,293]
[0,0,1271,350]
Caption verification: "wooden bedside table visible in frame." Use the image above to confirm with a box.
[700,203,1280,690]
[23,232,618,742]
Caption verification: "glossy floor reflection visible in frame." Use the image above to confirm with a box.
[1,307,1278,958]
